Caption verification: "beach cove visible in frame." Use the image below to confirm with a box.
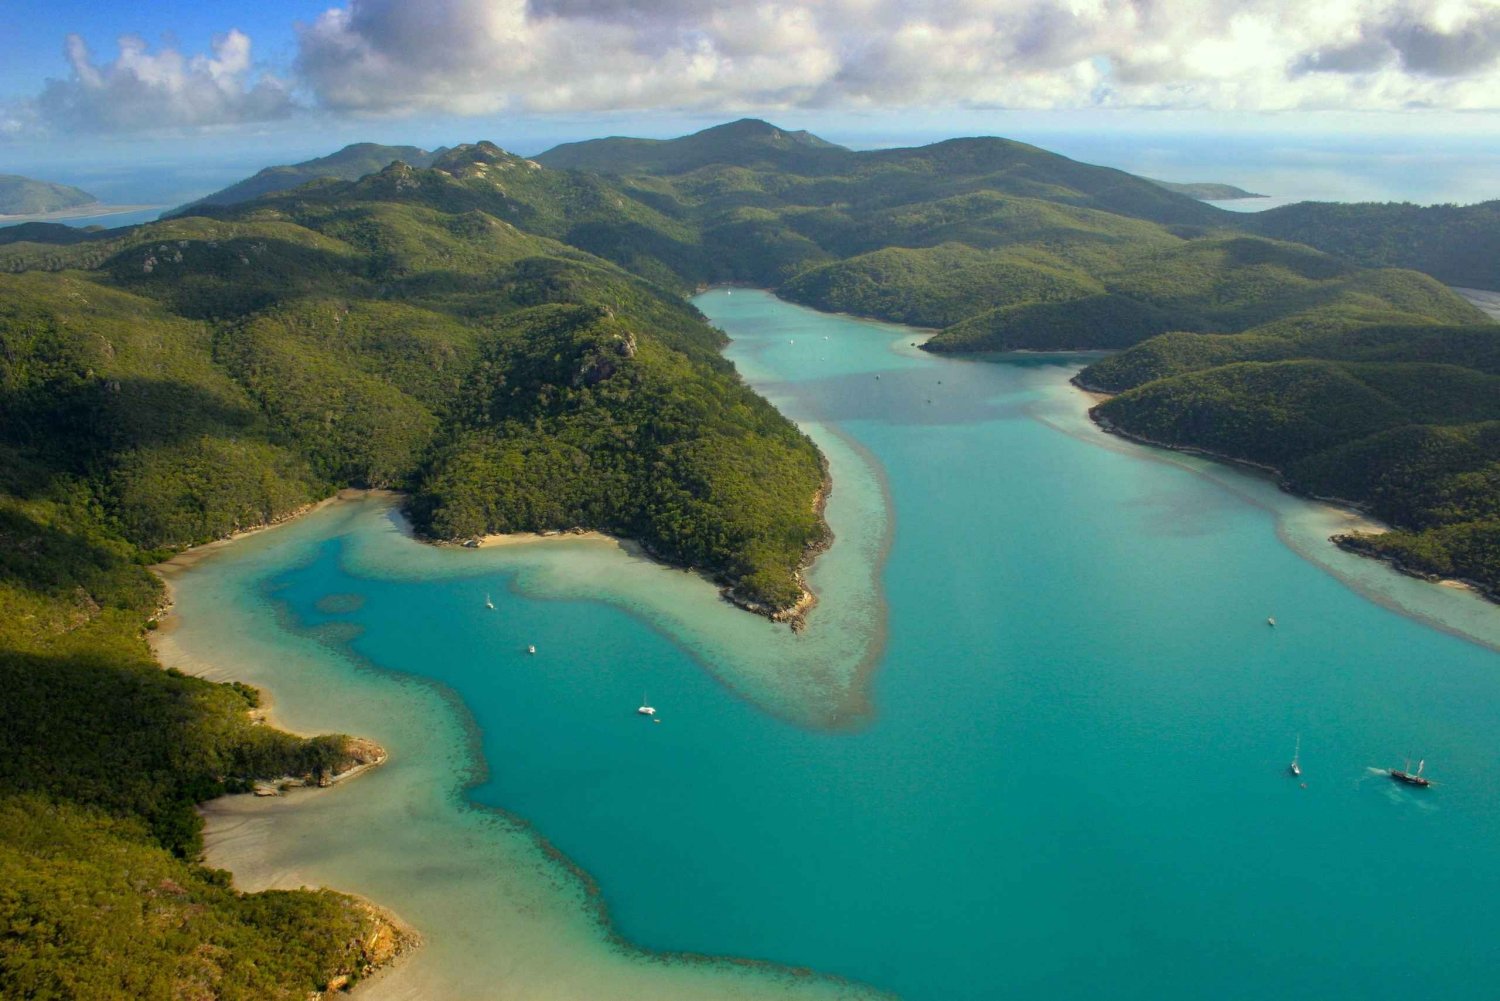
[158,289,1500,1000]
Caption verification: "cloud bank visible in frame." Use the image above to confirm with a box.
[10,1,1500,135]
[20,30,293,135]
[294,0,1500,116]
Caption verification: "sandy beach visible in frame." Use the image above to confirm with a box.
[1453,286,1500,321]
[149,488,890,1001]
[0,202,165,223]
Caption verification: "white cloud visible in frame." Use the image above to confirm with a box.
[26,30,295,134]
[8,1,1500,137]
[288,0,1500,117]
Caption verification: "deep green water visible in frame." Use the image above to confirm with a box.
[186,290,1499,1000]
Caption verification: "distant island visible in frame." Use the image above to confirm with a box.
[1146,178,1267,201]
[0,172,98,215]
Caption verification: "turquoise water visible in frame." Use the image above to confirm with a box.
[184,290,1498,999]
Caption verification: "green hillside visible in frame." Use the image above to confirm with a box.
[528,120,1498,597]
[535,118,846,174]
[0,136,839,996]
[1091,358,1500,596]
[5,120,1498,993]
[172,142,445,214]
[1247,200,1500,291]
[0,173,97,215]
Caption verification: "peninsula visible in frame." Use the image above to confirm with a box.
[3,118,1497,996]
[0,172,98,215]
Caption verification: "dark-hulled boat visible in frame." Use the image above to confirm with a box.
[1390,759,1432,788]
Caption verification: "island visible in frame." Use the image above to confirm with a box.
[2,118,1497,996]
[0,172,98,216]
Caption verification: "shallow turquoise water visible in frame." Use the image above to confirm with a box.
[247,290,1497,999]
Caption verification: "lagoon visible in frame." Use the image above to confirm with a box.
[165,289,1500,1000]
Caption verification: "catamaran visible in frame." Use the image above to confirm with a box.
[1390,758,1433,787]
[1288,735,1301,777]
[637,693,656,716]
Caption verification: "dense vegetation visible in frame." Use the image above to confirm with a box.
[1247,200,1500,291]
[173,142,444,213]
[3,117,1498,993]
[0,129,842,996]
[0,482,399,996]
[0,173,97,215]
[525,118,1498,595]
[1089,355,1500,596]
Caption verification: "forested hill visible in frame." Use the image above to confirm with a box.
[536,117,1224,228]
[535,117,846,174]
[0,172,97,214]
[171,142,446,214]
[0,137,832,997]
[3,122,1497,992]
[1244,200,1500,291]
[528,119,1497,598]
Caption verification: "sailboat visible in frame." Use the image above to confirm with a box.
[1288,735,1301,777]
[637,693,656,716]
[1390,758,1433,788]
[484,593,494,609]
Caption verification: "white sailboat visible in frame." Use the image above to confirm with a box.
[484,593,494,609]
[1288,735,1301,777]
[637,692,656,716]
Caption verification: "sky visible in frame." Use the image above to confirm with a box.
[2,0,1499,206]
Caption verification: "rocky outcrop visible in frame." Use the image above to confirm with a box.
[316,899,415,998]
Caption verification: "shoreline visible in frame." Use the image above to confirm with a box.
[146,290,895,997]
[155,489,892,1001]
[0,202,164,223]
[1075,377,1498,605]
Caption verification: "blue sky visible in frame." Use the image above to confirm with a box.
[2,1,1499,206]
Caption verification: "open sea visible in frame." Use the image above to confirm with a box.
[162,290,1500,1000]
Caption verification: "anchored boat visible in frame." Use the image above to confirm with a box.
[1390,758,1433,788]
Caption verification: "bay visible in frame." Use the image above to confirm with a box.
[168,289,1500,1000]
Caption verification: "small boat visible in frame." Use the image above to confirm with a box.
[1390,758,1433,788]
[637,692,656,716]
[1288,735,1301,778]
[484,594,494,609]
[527,644,536,655]
[1267,616,1276,627]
